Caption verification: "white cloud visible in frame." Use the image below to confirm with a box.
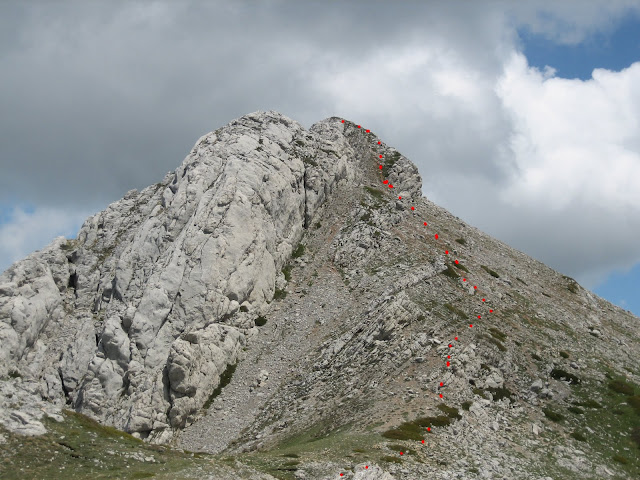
[0,206,92,273]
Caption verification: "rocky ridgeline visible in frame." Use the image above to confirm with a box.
[1,111,639,479]
[0,111,420,443]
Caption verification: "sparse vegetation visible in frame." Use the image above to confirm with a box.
[488,327,507,342]
[516,277,528,285]
[481,265,500,278]
[453,261,470,273]
[437,404,461,420]
[480,333,507,352]
[442,264,460,279]
[381,455,402,464]
[608,379,635,396]
[204,362,237,409]
[543,408,564,422]
[461,401,472,411]
[292,244,305,258]
[551,368,581,384]
[532,352,543,361]
[559,350,570,359]
[364,186,384,200]
[255,316,268,327]
[486,386,513,401]
[567,406,584,415]
[282,265,292,282]
[381,151,401,178]
[240,305,249,312]
[612,454,629,464]
[274,288,287,300]
[455,238,466,245]
[571,431,587,442]
[444,303,466,318]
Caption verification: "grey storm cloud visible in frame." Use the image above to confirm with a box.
[1,0,640,291]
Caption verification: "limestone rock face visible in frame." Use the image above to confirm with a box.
[0,111,401,440]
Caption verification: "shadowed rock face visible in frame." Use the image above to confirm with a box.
[0,111,421,441]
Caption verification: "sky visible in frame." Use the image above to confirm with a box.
[0,0,639,315]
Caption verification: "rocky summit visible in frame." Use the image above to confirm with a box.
[0,111,639,479]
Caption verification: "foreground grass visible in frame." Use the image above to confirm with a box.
[0,410,218,480]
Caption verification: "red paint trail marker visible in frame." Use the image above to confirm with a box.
[447,355,451,359]
[411,206,415,211]
[440,382,444,386]
[482,298,486,302]
[383,180,389,184]
[379,154,383,158]
[455,260,459,264]
[341,120,345,123]
[490,309,494,313]
[340,474,344,477]
[448,344,452,348]
[424,222,428,226]
[469,324,473,328]
[427,427,431,431]
[474,286,477,289]
[463,278,467,282]
[446,361,450,367]
[400,451,404,456]
[379,165,383,170]
[398,196,402,199]
[421,439,425,444]
[357,125,361,128]
[454,336,458,340]
[378,141,381,145]
[435,234,439,239]
[439,393,443,398]
[445,250,449,254]
[477,315,481,319]
[366,129,370,132]
[389,184,393,188]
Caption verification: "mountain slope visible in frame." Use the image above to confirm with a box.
[1,111,639,479]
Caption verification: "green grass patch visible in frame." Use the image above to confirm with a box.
[608,379,635,396]
[543,408,564,422]
[488,327,507,342]
[571,431,587,442]
[612,454,629,464]
[444,303,466,318]
[363,186,384,200]
[461,401,472,411]
[381,151,401,178]
[292,244,305,258]
[481,265,500,278]
[274,288,287,300]
[479,333,507,352]
[551,368,581,385]
[486,386,513,401]
[204,362,237,409]
[0,410,219,480]
[282,265,292,282]
[381,422,423,441]
[453,262,470,273]
[442,264,460,279]
[381,455,402,464]
[567,406,584,415]
[436,404,461,420]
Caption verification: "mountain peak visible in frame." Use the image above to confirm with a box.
[1,112,638,479]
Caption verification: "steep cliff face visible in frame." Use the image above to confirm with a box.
[0,111,421,441]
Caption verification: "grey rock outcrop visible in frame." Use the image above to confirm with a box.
[0,111,422,441]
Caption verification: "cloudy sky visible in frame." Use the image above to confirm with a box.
[1,0,639,315]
